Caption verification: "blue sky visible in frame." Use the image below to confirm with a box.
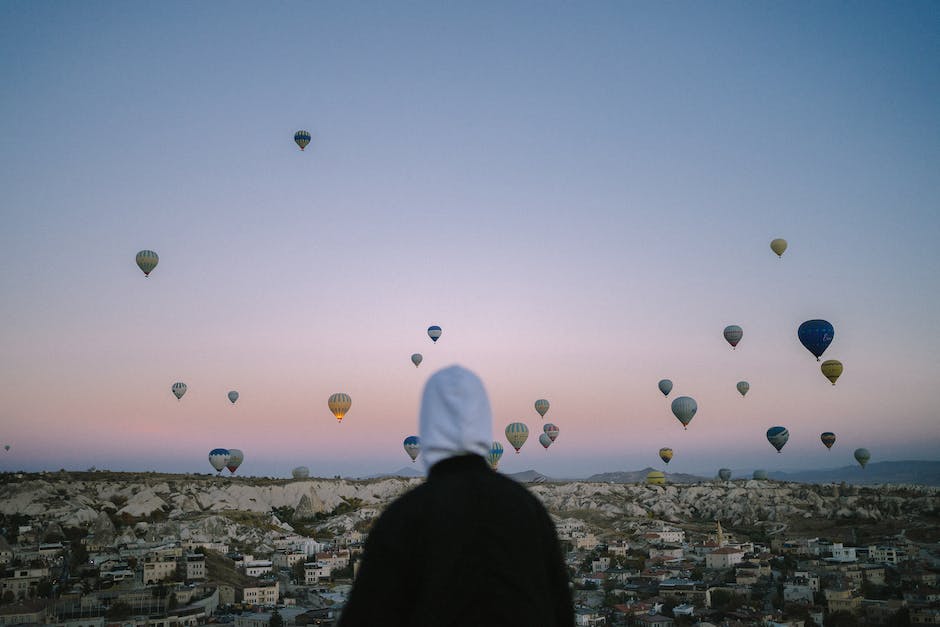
[1,1,938,478]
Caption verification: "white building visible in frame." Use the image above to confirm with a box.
[244,560,273,578]
[868,545,904,565]
[828,543,857,563]
[272,550,308,570]
[183,553,206,580]
[705,547,746,570]
[241,581,279,606]
[143,555,177,584]
[304,562,331,585]
[783,581,815,604]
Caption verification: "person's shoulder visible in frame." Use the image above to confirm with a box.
[371,481,431,528]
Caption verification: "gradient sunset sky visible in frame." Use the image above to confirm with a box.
[1,1,938,479]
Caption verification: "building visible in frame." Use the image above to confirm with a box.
[272,550,308,570]
[240,581,279,606]
[143,555,178,584]
[0,567,50,601]
[314,551,350,574]
[0,600,51,625]
[824,585,862,614]
[705,547,746,570]
[783,580,815,605]
[304,562,331,585]
[0,537,13,565]
[182,553,206,581]
[244,560,274,578]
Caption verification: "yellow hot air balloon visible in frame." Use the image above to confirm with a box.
[658,448,673,464]
[821,359,843,385]
[770,238,787,257]
[328,393,351,422]
[646,470,666,485]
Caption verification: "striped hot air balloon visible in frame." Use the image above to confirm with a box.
[411,353,423,368]
[718,468,732,481]
[538,433,552,449]
[487,441,504,470]
[427,326,442,343]
[294,130,311,150]
[534,399,550,418]
[723,325,743,349]
[854,448,871,469]
[171,382,187,400]
[292,466,310,479]
[543,423,559,442]
[658,379,673,396]
[226,449,244,474]
[737,381,750,397]
[659,447,673,464]
[820,432,836,450]
[328,393,351,422]
[505,422,529,453]
[821,360,843,385]
[136,250,159,277]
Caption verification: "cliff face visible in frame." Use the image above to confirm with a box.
[1,473,936,541]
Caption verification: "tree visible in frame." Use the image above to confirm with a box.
[292,560,306,584]
[167,593,179,611]
[824,610,860,627]
[269,607,284,627]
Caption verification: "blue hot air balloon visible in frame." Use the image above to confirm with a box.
[766,426,789,453]
[658,379,673,397]
[798,320,834,361]
[403,436,421,463]
[427,326,442,343]
[208,448,230,473]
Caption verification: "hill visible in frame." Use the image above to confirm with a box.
[767,460,940,486]
[586,467,708,484]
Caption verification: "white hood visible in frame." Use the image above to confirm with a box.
[420,365,492,471]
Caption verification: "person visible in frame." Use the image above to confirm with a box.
[339,365,574,627]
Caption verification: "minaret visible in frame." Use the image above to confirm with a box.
[716,520,725,547]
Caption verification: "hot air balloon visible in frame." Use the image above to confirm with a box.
[135,250,159,277]
[736,381,750,397]
[328,393,351,422]
[403,436,421,463]
[723,325,743,349]
[172,382,187,401]
[427,326,442,343]
[671,396,697,430]
[505,422,529,453]
[766,426,789,453]
[538,433,552,449]
[798,320,834,361]
[411,353,423,368]
[854,448,871,469]
[3,445,9,452]
[718,468,732,481]
[753,469,768,480]
[534,399,550,418]
[209,448,230,473]
[820,432,836,450]
[228,391,239,404]
[292,466,310,479]
[294,130,311,150]
[226,449,244,474]
[659,448,673,464]
[658,379,673,396]
[821,360,843,385]
[646,470,666,485]
[770,238,787,257]
[543,423,559,442]
[487,441,504,470]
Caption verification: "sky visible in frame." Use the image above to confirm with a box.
[1,1,938,480]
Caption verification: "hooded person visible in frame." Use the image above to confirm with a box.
[338,365,574,627]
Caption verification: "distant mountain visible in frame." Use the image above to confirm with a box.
[767,460,940,486]
[361,466,425,479]
[506,469,555,483]
[586,467,709,484]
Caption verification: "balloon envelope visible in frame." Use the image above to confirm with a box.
[226,449,244,473]
[294,130,311,150]
[228,391,239,404]
[770,238,787,257]
[505,422,529,453]
[427,326,442,342]
[403,436,421,462]
[659,448,673,464]
[534,399,550,418]
[820,432,836,450]
[798,320,834,360]
[854,448,871,468]
[671,396,697,429]
[292,466,310,479]
[658,379,673,396]
[647,471,666,485]
[766,426,790,452]
[753,469,768,480]
[208,448,230,473]
[543,423,559,442]
[821,360,843,385]
[736,381,750,397]
[172,382,187,400]
[328,393,351,422]
[135,250,159,276]
[723,325,743,348]
[538,433,552,449]
[411,353,423,367]
[718,468,732,481]
[3,445,9,452]
[487,441,504,470]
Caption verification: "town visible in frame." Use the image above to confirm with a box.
[0,471,937,626]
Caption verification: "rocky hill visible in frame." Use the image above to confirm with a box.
[1,471,937,548]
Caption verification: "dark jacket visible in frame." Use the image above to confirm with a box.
[338,454,574,627]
